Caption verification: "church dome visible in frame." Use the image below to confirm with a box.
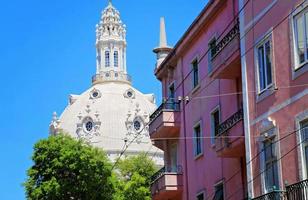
[49,1,163,165]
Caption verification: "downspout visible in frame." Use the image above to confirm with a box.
[180,56,190,200]
[239,0,254,198]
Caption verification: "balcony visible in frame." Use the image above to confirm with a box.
[149,102,181,149]
[151,165,183,200]
[92,71,132,85]
[210,22,241,79]
[286,179,308,200]
[252,191,287,200]
[215,109,245,157]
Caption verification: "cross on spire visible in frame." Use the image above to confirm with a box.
[108,0,112,5]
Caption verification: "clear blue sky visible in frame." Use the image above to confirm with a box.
[0,0,207,198]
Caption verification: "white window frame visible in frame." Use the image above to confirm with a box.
[213,180,225,200]
[293,6,308,70]
[296,110,308,181]
[196,190,205,200]
[255,34,274,94]
[210,105,221,145]
[208,36,217,72]
[193,121,203,158]
[259,128,282,194]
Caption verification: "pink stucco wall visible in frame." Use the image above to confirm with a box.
[151,0,247,199]
[243,0,308,198]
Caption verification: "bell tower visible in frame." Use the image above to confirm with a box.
[93,1,130,85]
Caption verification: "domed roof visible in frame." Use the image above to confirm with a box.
[51,82,163,164]
[49,2,163,165]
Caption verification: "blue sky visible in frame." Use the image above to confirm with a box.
[0,0,207,198]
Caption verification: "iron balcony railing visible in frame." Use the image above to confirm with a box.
[149,101,180,122]
[211,21,240,60]
[252,190,287,200]
[150,165,183,184]
[217,109,243,136]
[286,179,308,200]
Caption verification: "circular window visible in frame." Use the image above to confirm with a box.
[85,121,93,132]
[92,91,99,98]
[134,120,141,131]
[83,117,94,133]
[127,91,133,98]
[90,89,101,99]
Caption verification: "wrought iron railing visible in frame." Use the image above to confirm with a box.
[149,101,180,122]
[252,190,287,200]
[211,21,240,60]
[217,109,243,136]
[286,179,308,200]
[92,71,132,84]
[150,165,183,184]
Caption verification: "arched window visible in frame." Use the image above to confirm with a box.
[114,51,119,67]
[97,50,101,66]
[105,51,110,67]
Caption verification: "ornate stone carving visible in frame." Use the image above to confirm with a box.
[76,105,101,141]
[125,102,149,143]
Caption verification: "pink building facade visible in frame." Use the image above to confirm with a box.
[149,1,246,199]
[149,0,308,200]
[241,0,308,199]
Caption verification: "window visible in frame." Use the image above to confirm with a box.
[114,51,119,67]
[294,9,308,69]
[192,59,199,88]
[208,38,217,71]
[213,183,224,200]
[211,108,220,144]
[97,50,101,66]
[196,192,204,200]
[257,38,273,93]
[300,119,308,177]
[105,51,110,67]
[168,83,175,102]
[193,123,203,157]
[263,139,279,191]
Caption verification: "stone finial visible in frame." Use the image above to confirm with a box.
[153,17,173,69]
[159,17,167,48]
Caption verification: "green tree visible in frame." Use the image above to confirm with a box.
[114,153,158,200]
[24,134,114,200]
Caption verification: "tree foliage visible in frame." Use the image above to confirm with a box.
[114,153,158,200]
[24,134,114,200]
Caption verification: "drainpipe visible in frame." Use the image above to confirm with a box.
[239,0,254,198]
[180,57,190,200]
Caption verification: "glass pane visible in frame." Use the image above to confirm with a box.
[258,46,266,91]
[114,51,118,67]
[105,51,110,67]
[305,13,308,59]
[214,184,224,200]
[266,163,274,190]
[265,41,273,86]
[197,193,204,200]
[193,61,199,87]
[296,16,305,64]
[213,111,220,136]
[272,162,279,190]
[264,141,272,160]
[305,146,308,176]
[301,120,308,143]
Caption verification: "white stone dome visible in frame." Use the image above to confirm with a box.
[50,82,163,165]
[49,1,164,166]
